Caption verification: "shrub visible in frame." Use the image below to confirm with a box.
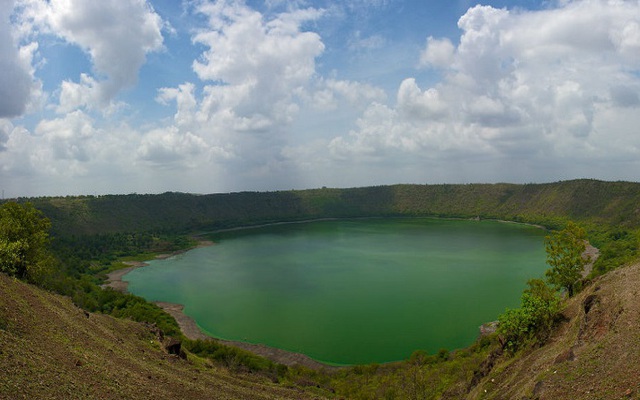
[498,279,561,352]
[184,339,286,377]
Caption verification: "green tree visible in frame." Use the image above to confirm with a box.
[498,279,561,352]
[0,202,53,282]
[544,221,589,297]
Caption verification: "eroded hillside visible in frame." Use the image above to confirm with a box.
[469,262,640,399]
[0,273,327,399]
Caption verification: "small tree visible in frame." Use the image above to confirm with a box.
[0,202,53,283]
[498,279,561,352]
[544,221,589,297]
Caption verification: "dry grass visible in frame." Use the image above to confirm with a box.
[0,273,328,399]
[468,263,640,400]
[4,260,640,399]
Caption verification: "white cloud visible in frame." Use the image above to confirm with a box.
[419,37,455,69]
[136,126,208,167]
[0,122,36,182]
[0,0,36,118]
[0,119,12,151]
[325,0,640,178]
[156,82,198,127]
[57,74,102,114]
[5,0,640,196]
[0,111,99,182]
[311,78,387,110]
[397,78,447,119]
[33,111,99,175]
[27,0,165,111]
[120,0,330,182]
[192,0,324,128]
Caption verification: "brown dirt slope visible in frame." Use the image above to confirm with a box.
[469,262,640,400]
[0,273,327,400]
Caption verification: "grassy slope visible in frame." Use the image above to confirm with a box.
[0,273,327,400]
[468,262,640,399]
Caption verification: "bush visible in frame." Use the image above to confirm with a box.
[184,339,286,377]
[498,279,561,352]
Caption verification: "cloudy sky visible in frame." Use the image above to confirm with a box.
[1,0,639,197]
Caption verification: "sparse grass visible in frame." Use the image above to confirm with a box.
[0,273,328,399]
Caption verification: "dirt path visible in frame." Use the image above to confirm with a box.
[582,242,600,277]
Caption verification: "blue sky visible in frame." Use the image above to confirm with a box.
[1,0,640,197]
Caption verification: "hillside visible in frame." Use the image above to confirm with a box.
[468,262,640,399]
[18,179,640,237]
[0,273,327,399]
[4,257,640,399]
[4,179,640,399]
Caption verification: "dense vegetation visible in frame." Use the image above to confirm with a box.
[2,179,640,398]
[15,179,640,236]
[0,202,54,283]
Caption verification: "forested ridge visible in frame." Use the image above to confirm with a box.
[14,179,640,276]
[14,179,640,237]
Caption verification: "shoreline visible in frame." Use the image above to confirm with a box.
[102,240,215,292]
[198,215,549,237]
[103,217,550,369]
[155,301,335,370]
[102,239,336,370]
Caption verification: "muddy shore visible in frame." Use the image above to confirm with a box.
[102,240,335,370]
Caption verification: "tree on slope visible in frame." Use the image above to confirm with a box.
[498,278,561,352]
[0,202,53,283]
[544,221,589,297]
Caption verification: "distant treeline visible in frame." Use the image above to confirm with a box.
[12,179,640,237]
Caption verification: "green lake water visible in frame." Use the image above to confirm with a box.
[124,218,547,365]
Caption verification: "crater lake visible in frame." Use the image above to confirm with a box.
[124,218,547,365]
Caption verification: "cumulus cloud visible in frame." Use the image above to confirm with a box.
[191,1,325,131]
[5,0,640,196]
[327,0,640,176]
[0,111,100,183]
[0,120,12,151]
[25,0,165,111]
[419,37,454,69]
[32,111,100,175]
[156,82,198,127]
[128,0,328,178]
[397,78,447,119]
[136,127,208,167]
[0,1,35,118]
[311,78,387,110]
